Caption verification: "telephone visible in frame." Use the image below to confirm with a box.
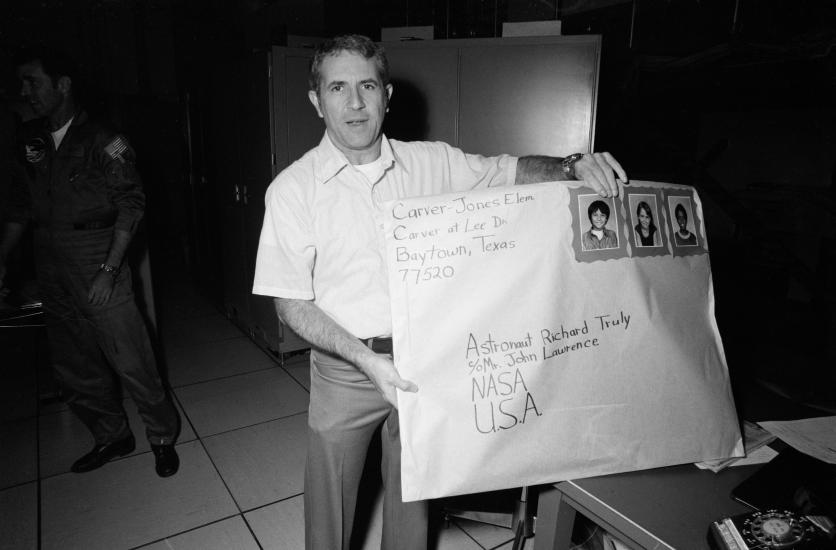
[708,509,834,550]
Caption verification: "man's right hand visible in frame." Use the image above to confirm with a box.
[273,297,419,409]
[360,352,419,409]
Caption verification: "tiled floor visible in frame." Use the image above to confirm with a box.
[0,269,528,550]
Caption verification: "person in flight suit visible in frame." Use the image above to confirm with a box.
[0,47,180,477]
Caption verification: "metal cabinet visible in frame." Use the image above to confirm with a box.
[213,48,314,355]
[383,35,600,154]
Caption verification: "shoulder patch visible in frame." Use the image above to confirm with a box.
[25,137,47,163]
[104,135,128,162]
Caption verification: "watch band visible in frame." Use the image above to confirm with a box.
[561,153,585,179]
[99,263,120,276]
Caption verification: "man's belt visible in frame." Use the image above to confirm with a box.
[361,336,393,354]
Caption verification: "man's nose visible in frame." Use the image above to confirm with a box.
[348,87,365,110]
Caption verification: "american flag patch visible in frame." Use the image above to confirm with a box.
[104,136,128,162]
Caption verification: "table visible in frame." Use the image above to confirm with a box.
[534,463,760,550]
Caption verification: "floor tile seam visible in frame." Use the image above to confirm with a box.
[279,363,312,394]
[169,386,200,447]
[238,490,304,516]
[39,441,249,535]
[156,307,228,325]
[451,517,503,550]
[160,333,248,352]
[40,398,163,418]
[160,334,249,357]
[486,534,518,550]
[246,336,285,367]
[239,335,312,394]
[240,512,268,550]
[34,442,191,483]
[157,318,237,334]
[489,540,519,550]
[36,389,182,417]
[169,364,284,390]
[123,511,247,550]
[171,321,292,517]
[0,478,39,493]
[191,433,247,518]
[199,410,308,440]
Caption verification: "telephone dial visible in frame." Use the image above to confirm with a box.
[708,509,833,550]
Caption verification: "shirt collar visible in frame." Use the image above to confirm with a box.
[40,108,86,131]
[313,131,401,185]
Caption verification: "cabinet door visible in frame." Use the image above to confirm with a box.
[384,36,600,156]
[212,57,251,326]
[458,38,599,156]
[261,47,321,353]
[273,48,323,171]
[239,51,280,349]
[384,47,459,143]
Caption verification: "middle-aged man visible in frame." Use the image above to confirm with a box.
[0,47,180,477]
[253,34,627,549]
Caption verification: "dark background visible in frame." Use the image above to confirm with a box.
[1,0,834,412]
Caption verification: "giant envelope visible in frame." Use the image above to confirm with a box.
[383,180,743,502]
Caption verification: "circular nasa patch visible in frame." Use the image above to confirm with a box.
[25,138,47,164]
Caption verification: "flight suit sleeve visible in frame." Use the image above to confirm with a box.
[97,133,145,235]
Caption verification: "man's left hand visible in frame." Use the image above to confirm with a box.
[88,271,115,306]
[573,152,627,198]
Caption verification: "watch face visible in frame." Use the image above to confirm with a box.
[562,153,584,177]
[563,153,583,165]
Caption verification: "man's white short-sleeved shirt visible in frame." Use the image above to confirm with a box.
[252,133,518,338]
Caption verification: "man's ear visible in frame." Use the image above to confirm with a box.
[308,90,323,118]
[385,83,393,111]
[56,75,72,95]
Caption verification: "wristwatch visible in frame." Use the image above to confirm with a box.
[99,263,120,276]
[561,153,585,180]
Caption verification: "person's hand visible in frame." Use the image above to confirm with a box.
[87,271,115,306]
[361,352,418,409]
[573,152,627,198]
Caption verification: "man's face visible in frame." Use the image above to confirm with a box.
[591,209,608,230]
[17,61,65,118]
[308,51,392,165]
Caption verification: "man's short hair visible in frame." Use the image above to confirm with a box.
[14,46,78,87]
[308,34,390,94]
[588,200,610,222]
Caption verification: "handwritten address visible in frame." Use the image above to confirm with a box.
[390,191,534,286]
[465,310,632,435]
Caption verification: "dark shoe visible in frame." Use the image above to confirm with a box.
[71,435,136,473]
[151,444,179,477]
